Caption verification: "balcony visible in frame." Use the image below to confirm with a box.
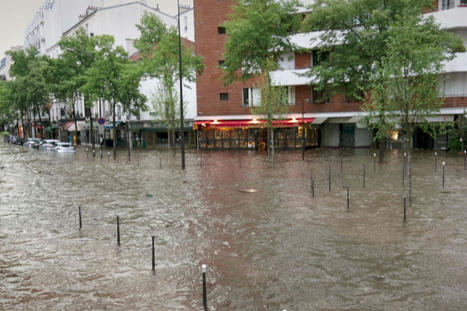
[427,6,467,29]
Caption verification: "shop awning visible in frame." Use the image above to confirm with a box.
[63,121,85,132]
[105,121,122,130]
[312,117,328,124]
[194,118,314,128]
[63,122,74,130]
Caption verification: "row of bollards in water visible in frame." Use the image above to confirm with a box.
[311,151,463,222]
[77,207,209,310]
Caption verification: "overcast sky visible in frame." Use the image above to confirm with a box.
[0,0,192,57]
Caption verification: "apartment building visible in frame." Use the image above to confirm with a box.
[23,0,196,147]
[193,0,467,150]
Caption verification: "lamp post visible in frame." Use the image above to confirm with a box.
[177,0,186,170]
[301,100,305,161]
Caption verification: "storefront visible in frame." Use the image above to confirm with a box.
[194,118,318,150]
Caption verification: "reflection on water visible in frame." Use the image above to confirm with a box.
[1,143,466,310]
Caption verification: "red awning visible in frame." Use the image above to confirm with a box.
[194,118,314,128]
[63,122,74,130]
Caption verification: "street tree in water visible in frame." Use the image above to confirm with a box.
[135,13,204,155]
[84,35,146,160]
[367,12,461,199]
[303,0,463,162]
[48,28,100,147]
[222,0,301,159]
[7,47,49,138]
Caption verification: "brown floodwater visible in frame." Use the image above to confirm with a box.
[0,143,466,310]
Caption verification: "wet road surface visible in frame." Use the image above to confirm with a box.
[0,143,466,310]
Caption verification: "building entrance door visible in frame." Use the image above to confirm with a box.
[340,124,355,147]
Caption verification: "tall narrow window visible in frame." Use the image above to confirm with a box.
[288,86,296,105]
[184,16,188,31]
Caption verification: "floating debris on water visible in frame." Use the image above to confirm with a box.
[240,189,258,193]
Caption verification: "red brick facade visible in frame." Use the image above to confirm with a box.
[295,52,311,69]
[194,0,467,118]
[194,0,259,117]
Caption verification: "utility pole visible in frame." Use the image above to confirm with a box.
[177,0,186,170]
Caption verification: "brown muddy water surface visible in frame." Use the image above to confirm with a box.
[0,143,466,310]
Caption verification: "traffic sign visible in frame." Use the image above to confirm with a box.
[98,118,105,125]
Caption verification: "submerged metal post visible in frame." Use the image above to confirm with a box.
[328,164,331,192]
[373,153,376,175]
[116,216,120,247]
[434,152,438,174]
[346,186,350,210]
[403,197,407,222]
[311,178,315,198]
[442,161,445,189]
[78,206,82,229]
[202,264,208,311]
[107,151,110,161]
[151,235,155,272]
[402,153,406,187]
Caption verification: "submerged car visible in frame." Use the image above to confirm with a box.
[10,136,24,145]
[54,142,75,153]
[39,139,60,150]
[24,138,41,148]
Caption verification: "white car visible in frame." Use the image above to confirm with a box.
[24,138,41,148]
[54,142,75,153]
[39,139,60,150]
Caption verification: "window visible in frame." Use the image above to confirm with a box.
[441,0,455,9]
[218,60,226,68]
[220,93,229,100]
[312,50,330,67]
[242,88,261,107]
[218,26,226,34]
[184,16,188,31]
[287,86,296,105]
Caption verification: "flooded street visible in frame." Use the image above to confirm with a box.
[1,143,466,310]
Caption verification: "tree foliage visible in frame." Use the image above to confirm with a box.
[135,13,203,149]
[365,12,459,148]
[223,0,301,84]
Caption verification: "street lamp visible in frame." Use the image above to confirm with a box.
[177,0,186,170]
[302,99,305,160]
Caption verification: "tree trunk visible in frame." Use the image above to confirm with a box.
[35,103,43,138]
[90,113,95,155]
[113,101,117,160]
[72,100,78,146]
[21,111,26,139]
[32,106,37,138]
[127,123,131,162]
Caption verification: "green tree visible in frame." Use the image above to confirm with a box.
[115,62,147,161]
[303,0,462,161]
[135,13,203,154]
[223,0,301,158]
[48,28,100,145]
[0,80,13,131]
[83,36,144,160]
[6,47,46,138]
[367,13,460,199]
